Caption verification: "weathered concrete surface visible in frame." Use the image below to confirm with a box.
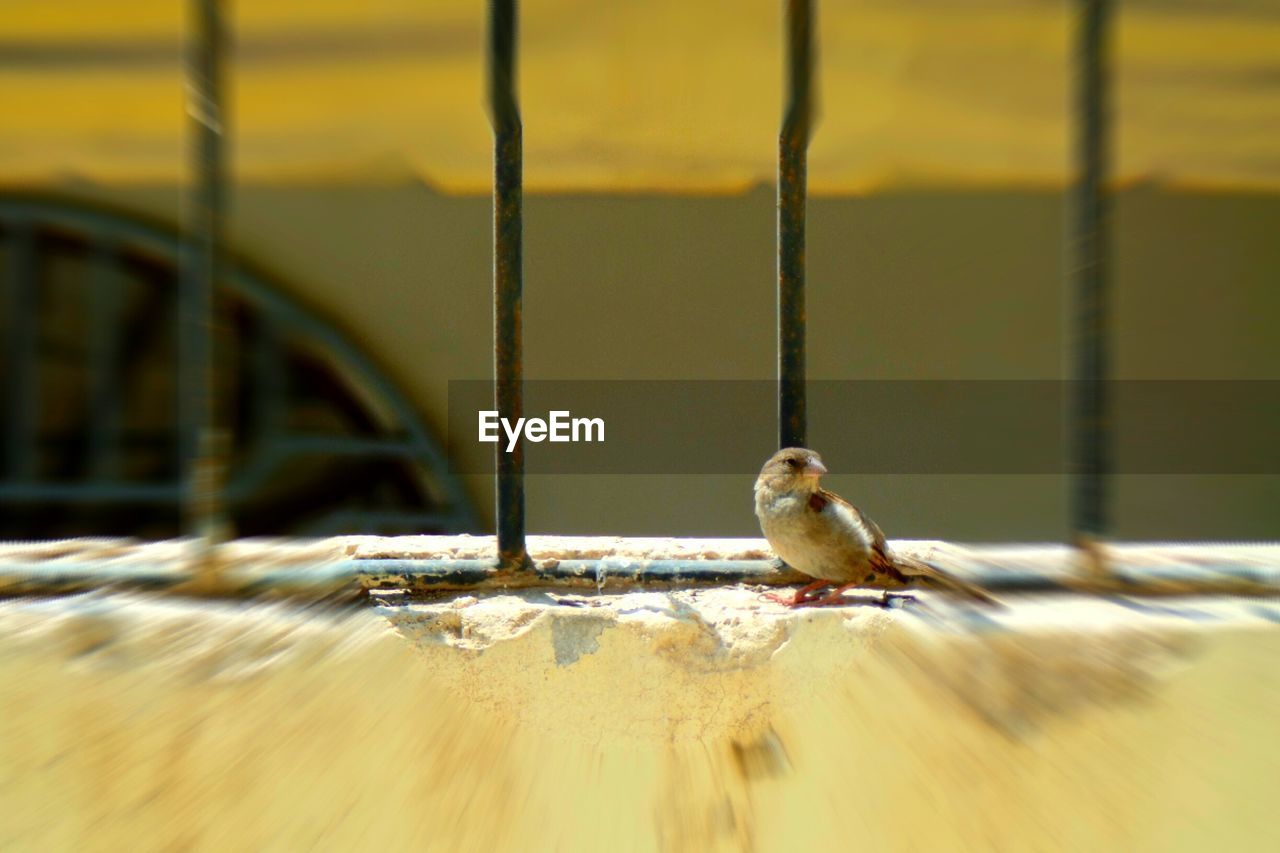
[6,537,1278,601]
[1,588,1278,851]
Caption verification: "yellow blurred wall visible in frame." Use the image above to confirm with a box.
[2,591,1278,851]
[0,0,1277,191]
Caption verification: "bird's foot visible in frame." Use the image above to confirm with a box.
[805,584,858,607]
[761,579,829,607]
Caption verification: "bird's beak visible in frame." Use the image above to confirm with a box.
[803,459,827,477]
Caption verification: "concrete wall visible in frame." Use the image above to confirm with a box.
[2,589,1277,850]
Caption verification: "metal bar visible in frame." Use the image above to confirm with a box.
[298,510,461,536]
[249,315,285,449]
[1069,0,1112,542]
[181,0,229,542]
[778,0,814,449]
[0,482,177,502]
[0,558,1030,599]
[86,242,124,480]
[3,545,1280,601]
[488,0,527,567]
[263,435,418,456]
[355,559,809,593]
[0,196,479,534]
[4,223,39,480]
[224,435,417,501]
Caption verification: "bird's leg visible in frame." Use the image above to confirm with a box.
[764,579,828,607]
[806,583,860,607]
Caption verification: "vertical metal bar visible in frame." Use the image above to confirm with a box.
[487,0,527,567]
[779,0,813,450]
[86,243,124,481]
[5,224,39,480]
[1069,0,1111,542]
[181,0,229,542]
[250,315,285,446]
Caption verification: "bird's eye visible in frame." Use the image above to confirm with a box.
[785,457,800,468]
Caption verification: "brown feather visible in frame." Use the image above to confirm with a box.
[890,554,999,605]
[818,489,889,550]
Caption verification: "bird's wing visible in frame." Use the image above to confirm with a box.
[817,488,998,605]
[816,488,888,552]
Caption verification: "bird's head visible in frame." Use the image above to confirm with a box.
[756,447,828,494]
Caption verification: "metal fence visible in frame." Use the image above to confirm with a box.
[6,0,1123,591]
[475,0,1112,571]
[0,194,478,538]
[0,1,481,539]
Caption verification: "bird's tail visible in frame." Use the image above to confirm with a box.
[893,555,1000,606]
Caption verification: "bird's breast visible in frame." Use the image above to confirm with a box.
[755,489,873,582]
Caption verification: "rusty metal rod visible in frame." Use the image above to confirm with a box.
[4,224,37,481]
[778,0,814,450]
[86,243,125,481]
[1068,0,1112,542]
[488,0,527,567]
[2,547,1279,600]
[180,0,229,543]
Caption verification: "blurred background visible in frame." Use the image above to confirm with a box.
[0,0,1276,541]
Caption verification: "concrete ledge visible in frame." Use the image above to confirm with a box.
[1,536,1277,599]
[1,579,1278,850]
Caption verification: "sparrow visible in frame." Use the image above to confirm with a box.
[754,447,997,607]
